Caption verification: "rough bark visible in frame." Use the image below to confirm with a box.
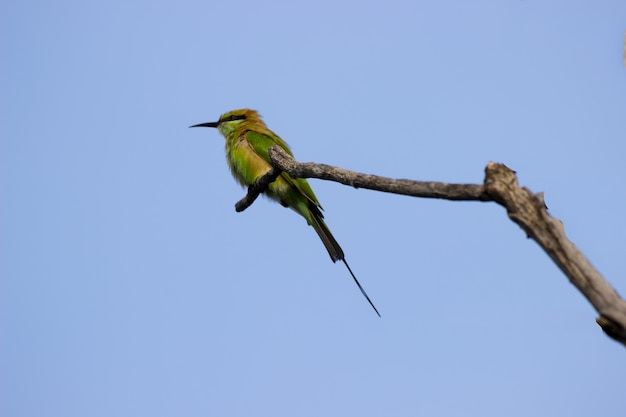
[234,146,626,347]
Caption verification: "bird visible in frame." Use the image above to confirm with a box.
[190,109,380,317]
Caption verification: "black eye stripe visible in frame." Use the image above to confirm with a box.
[225,115,246,122]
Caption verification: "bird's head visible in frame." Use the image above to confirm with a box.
[190,109,264,138]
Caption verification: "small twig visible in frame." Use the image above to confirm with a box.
[269,146,490,201]
[234,166,282,212]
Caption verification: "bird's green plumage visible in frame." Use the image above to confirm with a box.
[216,109,343,262]
[190,109,379,316]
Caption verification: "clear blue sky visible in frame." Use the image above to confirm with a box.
[2,1,625,416]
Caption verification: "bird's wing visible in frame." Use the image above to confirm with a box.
[244,130,293,160]
[245,130,322,209]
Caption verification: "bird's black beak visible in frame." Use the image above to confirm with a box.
[189,122,219,128]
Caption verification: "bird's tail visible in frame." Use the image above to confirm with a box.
[308,212,344,263]
[309,212,381,317]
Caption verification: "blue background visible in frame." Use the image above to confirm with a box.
[2,1,625,416]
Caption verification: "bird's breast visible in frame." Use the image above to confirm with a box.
[226,137,272,186]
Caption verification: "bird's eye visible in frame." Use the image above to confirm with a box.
[222,114,246,122]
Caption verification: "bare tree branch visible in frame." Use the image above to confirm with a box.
[235,145,626,347]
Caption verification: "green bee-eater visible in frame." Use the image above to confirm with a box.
[190,109,380,317]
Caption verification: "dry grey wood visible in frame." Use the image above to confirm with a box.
[234,145,626,347]
[482,163,626,347]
